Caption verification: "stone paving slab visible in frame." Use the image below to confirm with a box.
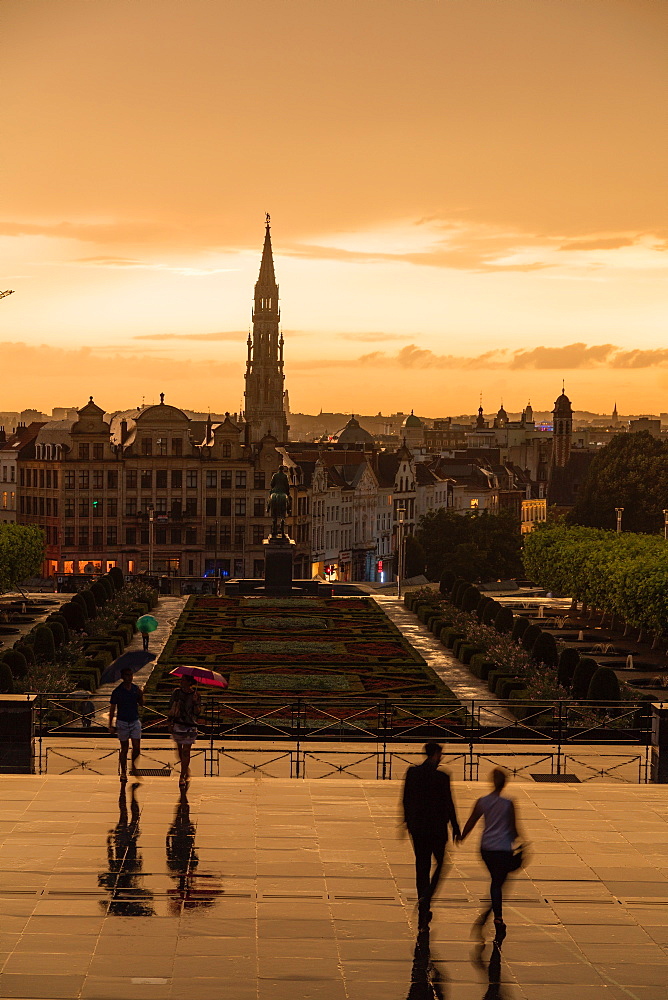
[0,776,667,998]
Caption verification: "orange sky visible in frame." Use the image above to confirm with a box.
[1,0,667,416]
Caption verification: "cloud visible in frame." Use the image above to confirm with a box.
[509,343,616,369]
[610,348,668,369]
[558,237,637,252]
[133,331,249,342]
[338,331,413,343]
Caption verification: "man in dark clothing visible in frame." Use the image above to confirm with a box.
[403,742,461,930]
[109,668,144,779]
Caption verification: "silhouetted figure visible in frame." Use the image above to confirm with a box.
[109,667,144,778]
[402,742,461,930]
[462,768,519,946]
[165,786,224,915]
[405,930,448,999]
[99,780,155,916]
[168,675,202,785]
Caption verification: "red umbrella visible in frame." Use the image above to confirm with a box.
[169,665,228,688]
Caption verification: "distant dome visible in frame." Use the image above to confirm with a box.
[553,390,572,416]
[496,404,508,420]
[332,414,374,445]
[402,410,423,429]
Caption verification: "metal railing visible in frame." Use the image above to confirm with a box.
[25,693,654,781]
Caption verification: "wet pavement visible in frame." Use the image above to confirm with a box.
[0,775,667,998]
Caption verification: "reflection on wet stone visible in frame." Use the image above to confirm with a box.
[407,929,447,999]
[166,785,224,913]
[98,781,155,916]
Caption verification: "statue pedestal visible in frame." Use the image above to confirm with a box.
[263,535,295,595]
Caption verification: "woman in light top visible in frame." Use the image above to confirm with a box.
[461,768,519,946]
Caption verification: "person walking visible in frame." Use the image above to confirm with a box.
[109,667,144,779]
[140,628,150,652]
[402,742,461,931]
[461,768,519,946]
[168,675,202,785]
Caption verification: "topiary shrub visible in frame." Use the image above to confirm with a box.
[81,590,97,618]
[511,616,530,642]
[90,581,108,608]
[432,618,454,638]
[0,661,14,693]
[14,643,34,667]
[1,649,28,680]
[571,657,599,699]
[494,607,514,634]
[459,643,484,665]
[587,666,621,702]
[461,586,481,613]
[71,592,89,618]
[482,600,500,626]
[442,629,465,650]
[48,614,70,642]
[46,620,66,648]
[60,602,87,631]
[109,566,124,591]
[439,570,457,596]
[498,678,527,699]
[476,596,494,622]
[521,623,542,652]
[488,669,513,693]
[99,575,115,601]
[451,581,468,608]
[531,632,559,668]
[33,625,56,663]
[557,648,580,689]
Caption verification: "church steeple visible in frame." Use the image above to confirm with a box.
[244,215,289,444]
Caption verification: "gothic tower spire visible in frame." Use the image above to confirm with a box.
[243,215,289,444]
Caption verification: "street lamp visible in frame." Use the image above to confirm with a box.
[147,504,154,574]
[396,504,406,599]
[615,507,624,534]
[214,518,219,594]
[663,510,668,542]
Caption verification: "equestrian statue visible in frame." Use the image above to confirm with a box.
[267,465,292,537]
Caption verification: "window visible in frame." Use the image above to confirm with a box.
[104,525,116,546]
[220,470,232,489]
[206,470,217,489]
[125,498,137,516]
[470,498,479,509]
[141,469,152,489]
[65,499,74,518]
[64,527,74,546]
[205,526,217,546]
[171,499,182,517]
[52,527,58,545]
[92,527,103,547]
[185,528,197,544]
[171,470,182,488]
[220,497,231,516]
[92,499,103,517]
[222,441,231,458]
[220,525,231,547]
[235,470,246,489]
[126,469,137,489]
[155,529,167,545]
[254,471,265,490]
[78,526,89,546]
[125,527,136,545]
[107,499,117,517]
[140,529,149,545]
[78,443,89,460]
[46,470,52,488]
[93,443,104,460]
[253,559,264,578]
[141,438,152,456]
[186,471,197,489]
[253,498,264,518]
[252,525,264,545]
[78,470,89,489]
[235,525,245,546]
[156,438,167,456]
[53,470,58,488]
[205,498,217,517]
[155,498,167,514]
[79,498,88,517]
[107,469,118,489]
[235,499,246,517]
[156,469,168,489]
[93,470,104,489]
[185,498,197,516]
[39,497,45,516]
[170,528,182,544]
[171,438,182,456]
[46,498,52,516]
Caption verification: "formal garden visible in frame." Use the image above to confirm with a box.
[147,594,456,703]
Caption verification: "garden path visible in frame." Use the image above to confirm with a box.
[372,595,515,724]
[93,595,186,722]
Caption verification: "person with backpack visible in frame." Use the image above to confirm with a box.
[168,675,202,785]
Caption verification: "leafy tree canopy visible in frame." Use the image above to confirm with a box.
[0,524,44,593]
[569,431,668,533]
[416,509,523,583]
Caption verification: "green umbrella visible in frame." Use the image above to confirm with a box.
[136,614,159,633]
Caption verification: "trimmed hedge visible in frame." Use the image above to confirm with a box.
[521,623,542,652]
[461,586,481,613]
[494,607,514,634]
[0,661,14,693]
[439,570,457,595]
[109,566,124,591]
[481,601,500,626]
[587,666,621,701]
[46,620,66,648]
[531,631,559,668]
[470,654,496,680]
[557,647,580,689]
[572,657,599,699]
[33,625,56,663]
[60,602,87,631]
[442,630,465,650]
[459,643,484,665]
[1,649,28,680]
[81,590,97,618]
[511,616,530,642]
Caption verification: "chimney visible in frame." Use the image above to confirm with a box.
[0,426,5,444]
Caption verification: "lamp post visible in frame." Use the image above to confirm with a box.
[663,510,668,542]
[396,504,406,599]
[615,507,624,534]
[214,518,219,595]
[147,504,154,574]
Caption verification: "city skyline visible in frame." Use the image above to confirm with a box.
[2,0,667,413]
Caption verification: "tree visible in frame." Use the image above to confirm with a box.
[569,432,668,534]
[0,524,44,592]
[404,534,426,578]
[416,509,523,582]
